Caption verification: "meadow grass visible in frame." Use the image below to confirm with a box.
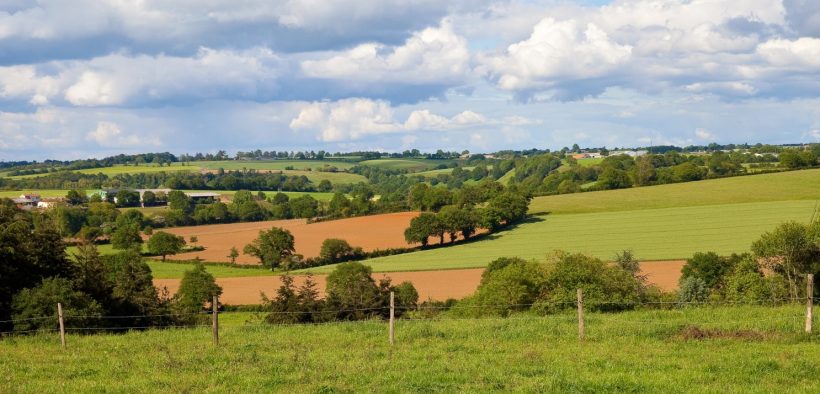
[146,261,274,279]
[304,200,817,273]
[359,158,454,171]
[1,163,198,179]
[196,160,356,171]
[1,305,817,392]
[529,168,820,215]
[0,189,72,198]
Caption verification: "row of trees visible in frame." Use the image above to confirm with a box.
[404,191,530,247]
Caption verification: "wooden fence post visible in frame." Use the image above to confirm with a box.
[806,274,814,334]
[577,288,585,340]
[57,303,66,349]
[389,291,395,346]
[212,295,219,346]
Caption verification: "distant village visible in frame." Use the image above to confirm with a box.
[12,189,223,211]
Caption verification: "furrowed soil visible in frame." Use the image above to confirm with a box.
[161,212,426,264]
[154,261,685,305]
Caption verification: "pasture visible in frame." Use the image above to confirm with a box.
[1,305,817,392]
[196,160,356,171]
[306,199,818,273]
[359,158,453,172]
[529,168,820,215]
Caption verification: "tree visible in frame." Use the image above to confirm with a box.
[317,179,333,192]
[752,221,820,298]
[115,189,141,207]
[325,262,384,320]
[176,262,222,313]
[111,222,143,250]
[679,252,739,292]
[487,192,529,225]
[168,190,193,213]
[290,195,319,218]
[12,277,104,331]
[320,239,362,263]
[142,190,157,206]
[328,192,352,217]
[724,255,788,303]
[147,231,187,261]
[65,189,87,205]
[678,277,709,304]
[228,247,239,264]
[244,227,296,270]
[438,206,479,243]
[404,213,440,247]
[597,168,632,190]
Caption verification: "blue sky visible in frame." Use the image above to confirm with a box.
[1,0,819,160]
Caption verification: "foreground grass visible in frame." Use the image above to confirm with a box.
[1,306,817,392]
[306,200,816,273]
[529,168,820,215]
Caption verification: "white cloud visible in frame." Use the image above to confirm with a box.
[301,20,470,84]
[757,37,820,68]
[289,98,497,142]
[486,17,632,92]
[695,128,715,140]
[86,121,148,147]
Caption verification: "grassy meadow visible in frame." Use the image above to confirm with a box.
[306,199,817,273]
[196,160,357,171]
[2,305,817,392]
[147,261,274,279]
[529,168,820,215]
[359,158,454,171]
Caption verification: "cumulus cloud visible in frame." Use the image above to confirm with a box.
[86,121,146,148]
[695,128,716,140]
[301,20,470,85]
[486,18,632,95]
[289,98,509,142]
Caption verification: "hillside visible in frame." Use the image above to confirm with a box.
[529,168,820,215]
[1,306,815,392]
[305,200,817,273]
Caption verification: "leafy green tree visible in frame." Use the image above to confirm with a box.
[487,192,529,225]
[168,190,193,214]
[404,213,440,247]
[317,179,333,192]
[12,277,104,331]
[228,247,239,264]
[328,192,352,217]
[438,206,479,243]
[103,250,167,320]
[71,242,114,303]
[598,167,632,190]
[111,222,143,250]
[680,252,738,292]
[724,256,788,303]
[142,190,157,206]
[51,205,87,236]
[290,195,319,218]
[678,276,710,304]
[320,238,362,263]
[115,189,141,207]
[147,231,187,261]
[325,262,387,320]
[243,227,296,269]
[457,257,546,317]
[752,221,820,298]
[176,262,222,313]
[65,189,87,205]
[271,192,290,205]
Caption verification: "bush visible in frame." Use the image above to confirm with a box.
[319,239,364,263]
[536,252,643,313]
[723,256,789,303]
[175,262,222,315]
[455,257,546,317]
[680,252,740,292]
[12,277,104,331]
[678,277,709,304]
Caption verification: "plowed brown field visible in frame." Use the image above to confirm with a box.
[160,212,428,264]
[153,261,685,305]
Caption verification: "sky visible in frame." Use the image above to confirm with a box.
[1,0,820,160]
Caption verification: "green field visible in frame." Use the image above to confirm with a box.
[304,200,817,273]
[2,163,197,179]
[2,305,817,392]
[196,160,357,171]
[359,159,454,172]
[530,169,820,215]
[147,261,274,279]
[0,189,72,198]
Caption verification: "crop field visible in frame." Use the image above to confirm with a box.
[529,168,820,215]
[359,158,454,171]
[160,212,429,264]
[2,305,817,392]
[307,200,818,273]
[154,261,682,304]
[1,164,198,179]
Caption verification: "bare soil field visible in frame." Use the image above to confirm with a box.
[154,261,685,305]
[161,212,429,264]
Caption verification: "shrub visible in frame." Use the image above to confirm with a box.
[12,277,104,331]
[319,239,364,263]
[175,263,222,316]
[455,258,546,317]
[678,277,709,304]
